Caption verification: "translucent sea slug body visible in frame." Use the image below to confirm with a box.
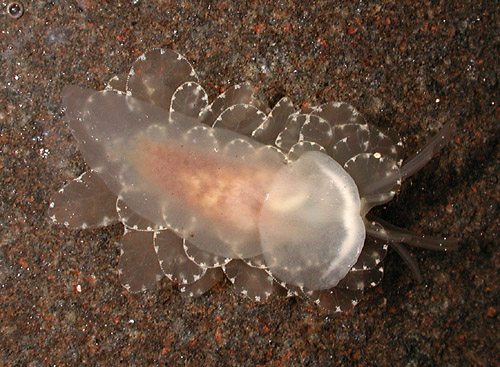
[49,49,458,312]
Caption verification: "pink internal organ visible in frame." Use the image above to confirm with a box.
[134,138,277,241]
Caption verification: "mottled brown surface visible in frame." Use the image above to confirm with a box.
[1,1,498,366]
